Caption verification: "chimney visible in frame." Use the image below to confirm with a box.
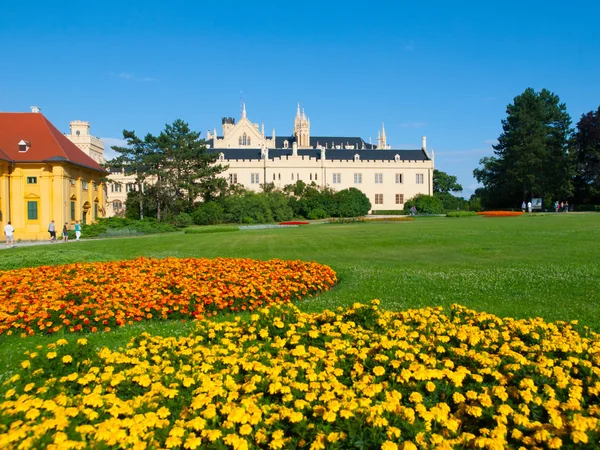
[30,106,41,113]
[421,136,427,151]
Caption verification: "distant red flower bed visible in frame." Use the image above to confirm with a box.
[0,257,337,336]
[280,221,310,225]
[477,211,525,217]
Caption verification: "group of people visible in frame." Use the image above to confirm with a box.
[554,201,570,213]
[521,200,570,214]
[3,220,83,248]
[48,220,82,242]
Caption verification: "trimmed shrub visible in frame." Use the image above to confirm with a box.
[370,210,406,215]
[403,194,444,215]
[80,217,176,238]
[575,204,600,212]
[192,202,225,225]
[446,211,478,218]
[307,208,328,220]
[334,188,371,217]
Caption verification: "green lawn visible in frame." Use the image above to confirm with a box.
[1,213,599,373]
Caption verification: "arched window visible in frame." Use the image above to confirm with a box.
[239,136,243,146]
[242,134,247,145]
[114,200,123,210]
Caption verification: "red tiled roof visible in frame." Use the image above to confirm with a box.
[0,112,106,173]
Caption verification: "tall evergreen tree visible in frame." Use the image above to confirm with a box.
[108,130,155,220]
[156,120,228,214]
[474,88,573,208]
[572,106,600,204]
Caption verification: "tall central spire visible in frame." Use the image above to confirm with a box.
[242,102,247,119]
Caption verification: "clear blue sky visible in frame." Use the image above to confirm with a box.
[2,0,599,196]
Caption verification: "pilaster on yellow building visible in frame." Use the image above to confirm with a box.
[0,110,107,241]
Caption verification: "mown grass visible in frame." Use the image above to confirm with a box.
[1,213,599,375]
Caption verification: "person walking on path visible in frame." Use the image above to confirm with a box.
[527,201,532,214]
[74,220,81,241]
[4,221,14,248]
[48,220,56,242]
[62,223,69,242]
[565,201,569,213]
[521,201,526,212]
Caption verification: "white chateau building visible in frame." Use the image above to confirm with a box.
[206,104,434,211]
[66,105,434,216]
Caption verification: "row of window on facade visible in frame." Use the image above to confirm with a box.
[25,200,100,221]
[374,194,405,205]
[110,183,137,193]
[227,173,425,185]
[25,177,98,190]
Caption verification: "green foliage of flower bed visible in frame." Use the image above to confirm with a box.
[445,211,478,217]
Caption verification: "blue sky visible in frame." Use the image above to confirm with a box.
[1,0,599,196]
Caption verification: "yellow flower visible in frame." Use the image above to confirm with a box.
[373,366,385,377]
[240,424,253,435]
[382,441,398,450]
[77,338,88,345]
[571,431,588,444]
[425,382,436,392]
[183,433,202,449]
[21,360,31,369]
[409,392,423,403]
[46,351,57,360]
[62,355,73,364]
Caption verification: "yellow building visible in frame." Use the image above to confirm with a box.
[0,110,107,241]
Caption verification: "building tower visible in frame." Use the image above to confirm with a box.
[377,123,387,149]
[293,103,311,148]
[65,121,105,163]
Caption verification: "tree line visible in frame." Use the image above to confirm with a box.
[473,88,600,209]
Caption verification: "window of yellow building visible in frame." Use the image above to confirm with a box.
[26,176,37,184]
[71,202,76,221]
[27,201,38,220]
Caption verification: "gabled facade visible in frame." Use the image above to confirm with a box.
[0,111,107,241]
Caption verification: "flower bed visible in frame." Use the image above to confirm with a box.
[477,211,525,217]
[279,221,310,225]
[1,301,599,449]
[0,257,337,336]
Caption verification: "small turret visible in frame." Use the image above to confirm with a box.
[222,117,235,137]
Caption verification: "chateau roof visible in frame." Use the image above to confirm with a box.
[211,148,430,161]
[0,112,106,173]
[206,136,378,150]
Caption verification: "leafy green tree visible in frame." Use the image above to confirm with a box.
[433,170,463,194]
[572,106,600,204]
[334,188,371,217]
[474,88,573,208]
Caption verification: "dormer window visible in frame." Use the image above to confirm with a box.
[18,140,30,152]
[283,140,289,149]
